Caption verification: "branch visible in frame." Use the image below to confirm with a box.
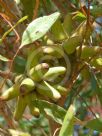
[33,0,40,20]
[0,101,16,128]
[52,0,67,14]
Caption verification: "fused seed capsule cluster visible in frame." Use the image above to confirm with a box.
[1,15,101,121]
[1,44,70,121]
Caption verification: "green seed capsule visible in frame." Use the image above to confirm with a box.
[1,85,19,101]
[43,66,66,81]
[20,78,35,95]
[36,81,61,101]
[42,45,64,58]
[13,95,28,121]
[53,85,68,95]
[29,63,49,82]
[76,46,100,59]
[43,35,54,46]
[14,74,24,84]
[27,92,40,117]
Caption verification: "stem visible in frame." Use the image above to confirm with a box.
[0,47,20,91]
[33,0,40,19]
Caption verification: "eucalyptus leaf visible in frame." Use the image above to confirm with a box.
[33,99,66,124]
[20,12,60,48]
[59,105,75,136]
[86,118,102,132]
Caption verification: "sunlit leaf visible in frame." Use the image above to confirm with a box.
[20,12,60,48]
[59,105,75,136]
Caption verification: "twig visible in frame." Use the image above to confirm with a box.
[0,48,20,91]
[53,128,60,136]
[42,0,49,14]
[0,0,18,21]
[78,94,98,119]
[1,16,28,41]
[60,50,102,107]
[52,0,67,14]
[33,0,40,20]
[77,0,92,59]
[0,13,20,43]
[95,20,102,27]
[0,16,28,91]
[0,101,16,128]
[0,128,11,136]
[39,127,48,136]
[0,71,13,79]
[87,0,91,25]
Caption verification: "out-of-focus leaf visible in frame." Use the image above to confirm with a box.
[63,13,73,36]
[50,19,66,41]
[90,70,102,105]
[0,54,9,62]
[13,56,26,73]
[9,129,31,136]
[86,118,102,132]
[20,12,60,48]
[21,0,35,20]
[33,99,66,124]
[59,105,75,136]
[91,5,102,17]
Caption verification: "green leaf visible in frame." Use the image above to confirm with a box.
[63,13,73,35]
[86,118,102,132]
[33,99,66,124]
[73,11,86,22]
[21,0,35,20]
[13,56,26,73]
[20,12,60,48]
[0,55,9,62]
[59,105,75,136]
[90,70,102,105]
